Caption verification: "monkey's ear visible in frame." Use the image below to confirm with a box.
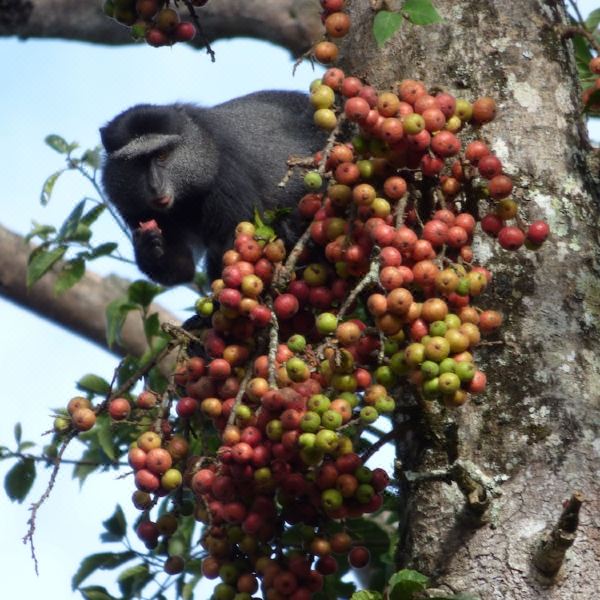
[106,133,181,160]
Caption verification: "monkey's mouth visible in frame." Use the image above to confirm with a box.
[152,195,173,210]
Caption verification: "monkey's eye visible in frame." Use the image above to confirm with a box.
[156,150,170,163]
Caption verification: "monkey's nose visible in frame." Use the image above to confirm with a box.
[152,195,172,209]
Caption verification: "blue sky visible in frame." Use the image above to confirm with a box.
[0,3,598,599]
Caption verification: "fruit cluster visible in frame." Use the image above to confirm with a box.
[103,0,206,47]
[313,0,351,65]
[582,56,600,112]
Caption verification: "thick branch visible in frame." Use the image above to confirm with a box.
[0,223,179,358]
[0,0,322,55]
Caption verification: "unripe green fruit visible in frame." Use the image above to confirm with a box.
[309,78,323,93]
[195,297,214,316]
[445,313,462,329]
[322,488,344,511]
[299,432,317,448]
[455,361,476,382]
[352,135,368,154]
[360,406,379,424]
[421,360,440,380]
[314,108,338,131]
[300,411,321,433]
[357,159,374,178]
[339,391,359,408]
[321,409,343,430]
[438,372,461,394]
[454,98,473,121]
[287,334,307,353]
[53,416,70,433]
[286,357,310,382]
[390,351,410,375]
[316,312,338,335]
[374,395,395,414]
[315,428,339,452]
[310,85,335,109]
[307,393,331,414]
[300,446,325,465]
[429,320,447,336]
[355,483,375,504]
[403,113,425,134]
[422,376,440,398]
[439,357,457,374]
[374,365,396,388]
[304,170,323,190]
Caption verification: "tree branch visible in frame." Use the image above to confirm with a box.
[0,0,322,56]
[0,223,180,358]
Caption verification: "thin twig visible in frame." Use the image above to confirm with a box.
[181,0,216,61]
[227,365,253,426]
[23,430,78,574]
[337,254,380,322]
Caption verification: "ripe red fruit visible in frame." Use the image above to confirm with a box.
[324,11,351,38]
[176,396,198,418]
[422,219,448,247]
[340,76,363,98]
[344,97,370,122]
[430,130,460,157]
[322,67,345,91]
[146,447,173,475]
[71,408,96,431]
[481,213,503,236]
[527,220,550,244]
[108,397,131,420]
[349,546,371,568]
[145,28,169,47]
[313,41,338,64]
[472,96,497,123]
[465,140,490,164]
[173,21,196,42]
[488,174,513,199]
[497,226,525,250]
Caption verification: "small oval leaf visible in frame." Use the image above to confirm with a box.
[4,458,36,502]
[373,10,404,47]
[27,246,67,287]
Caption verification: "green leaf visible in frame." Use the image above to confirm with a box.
[87,242,118,259]
[96,419,116,462]
[80,203,106,226]
[73,447,105,485]
[143,311,161,340]
[81,147,102,169]
[14,423,22,445]
[403,0,442,25]
[54,258,85,294]
[77,374,111,396]
[388,569,429,600]
[117,563,151,597]
[26,223,57,243]
[101,505,127,542]
[117,356,141,386]
[79,587,117,600]
[105,298,139,348]
[72,552,135,590]
[27,245,67,287]
[373,10,404,47]
[128,279,165,307]
[67,223,92,243]
[586,8,600,31]
[4,458,36,502]
[40,170,66,205]
[45,134,71,154]
[584,88,600,114]
[573,34,593,78]
[57,199,86,241]
[352,591,384,600]
[182,576,201,600]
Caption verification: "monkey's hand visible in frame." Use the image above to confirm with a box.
[133,222,196,286]
[134,221,165,261]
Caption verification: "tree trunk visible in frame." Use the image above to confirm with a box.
[340,1,600,597]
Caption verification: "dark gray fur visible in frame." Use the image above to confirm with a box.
[100,91,325,285]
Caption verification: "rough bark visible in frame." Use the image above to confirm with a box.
[339,1,600,598]
[0,0,322,56]
[0,223,180,359]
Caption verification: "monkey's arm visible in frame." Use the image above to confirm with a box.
[133,220,197,286]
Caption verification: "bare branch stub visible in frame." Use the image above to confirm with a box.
[533,491,585,577]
